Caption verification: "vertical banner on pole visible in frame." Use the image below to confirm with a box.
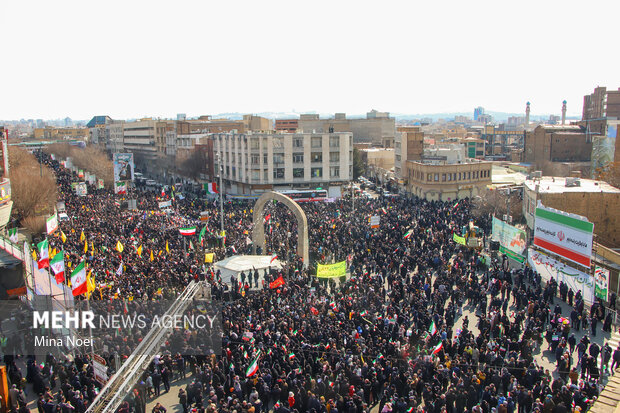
[594,266,610,302]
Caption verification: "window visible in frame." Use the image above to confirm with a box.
[330,136,340,148]
[330,166,340,178]
[395,155,401,162]
[311,167,322,178]
[263,169,268,180]
[293,137,304,148]
[467,172,471,180]
[273,168,285,179]
[293,153,304,163]
[427,173,432,181]
[442,173,446,182]
[263,153,268,164]
[251,154,260,165]
[293,168,304,178]
[311,137,322,148]
[273,153,284,164]
[447,173,451,181]
[330,152,340,162]
[250,138,259,150]
[311,152,322,163]
[231,167,236,178]
[434,174,439,181]
[251,170,260,180]
[273,137,284,149]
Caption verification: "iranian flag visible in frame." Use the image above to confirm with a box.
[429,321,437,336]
[288,353,295,360]
[70,261,88,297]
[403,229,413,239]
[432,341,443,355]
[8,228,18,243]
[179,227,197,236]
[270,254,278,264]
[50,252,65,284]
[245,357,259,377]
[204,182,218,194]
[115,181,127,195]
[37,239,50,269]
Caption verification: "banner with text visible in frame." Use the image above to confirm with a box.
[113,153,135,182]
[492,216,527,262]
[528,247,595,305]
[316,261,347,278]
[533,203,593,268]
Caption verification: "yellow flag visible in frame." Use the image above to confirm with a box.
[49,248,56,259]
[61,231,67,243]
[80,230,85,242]
[84,239,88,254]
[150,249,154,262]
[165,240,169,254]
[116,241,124,253]
[205,253,214,263]
[32,250,37,260]
[85,270,96,299]
[158,250,163,256]
[136,245,143,257]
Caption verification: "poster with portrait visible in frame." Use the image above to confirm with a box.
[113,153,135,183]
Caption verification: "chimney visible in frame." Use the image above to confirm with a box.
[561,100,567,125]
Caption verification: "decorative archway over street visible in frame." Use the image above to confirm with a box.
[251,191,309,267]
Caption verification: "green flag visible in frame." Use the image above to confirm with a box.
[199,225,207,246]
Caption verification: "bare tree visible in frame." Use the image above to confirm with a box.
[9,147,58,233]
[45,143,114,188]
[595,161,620,189]
[177,149,207,182]
[472,187,524,224]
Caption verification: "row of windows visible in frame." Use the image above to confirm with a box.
[272,167,341,179]
[411,169,490,182]
[225,166,346,180]
[222,136,346,150]
[232,152,344,165]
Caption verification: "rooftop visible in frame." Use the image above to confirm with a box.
[524,177,620,194]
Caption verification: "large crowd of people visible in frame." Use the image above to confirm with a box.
[1,150,619,413]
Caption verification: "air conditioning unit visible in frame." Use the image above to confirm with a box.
[565,177,581,187]
[532,171,542,178]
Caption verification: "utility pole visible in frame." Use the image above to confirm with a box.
[351,182,355,211]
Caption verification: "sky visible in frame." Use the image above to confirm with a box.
[1,0,619,120]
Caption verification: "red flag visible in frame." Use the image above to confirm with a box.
[310,307,319,316]
[269,276,285,289]
[264,213,271,223]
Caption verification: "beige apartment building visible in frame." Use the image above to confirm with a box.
[405,159,492,201]
[277,110,395,146]
[33,127,88,140]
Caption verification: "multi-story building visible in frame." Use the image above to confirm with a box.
[122,119,172,168]
[278,110,395,146]
[394,126,424,180]
[213,132,353,198]
[405,158,492,201]
[275,119,299,133]
[242,115,272,131]
[33,127,89,140]
[583,86,620,120]
[523,125,591,173]
[481,125,525,158]
[108,121,125,154]
[474,107,485,121]
[522,176,620,247]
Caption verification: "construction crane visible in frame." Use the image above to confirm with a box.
[85,280,211,413]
